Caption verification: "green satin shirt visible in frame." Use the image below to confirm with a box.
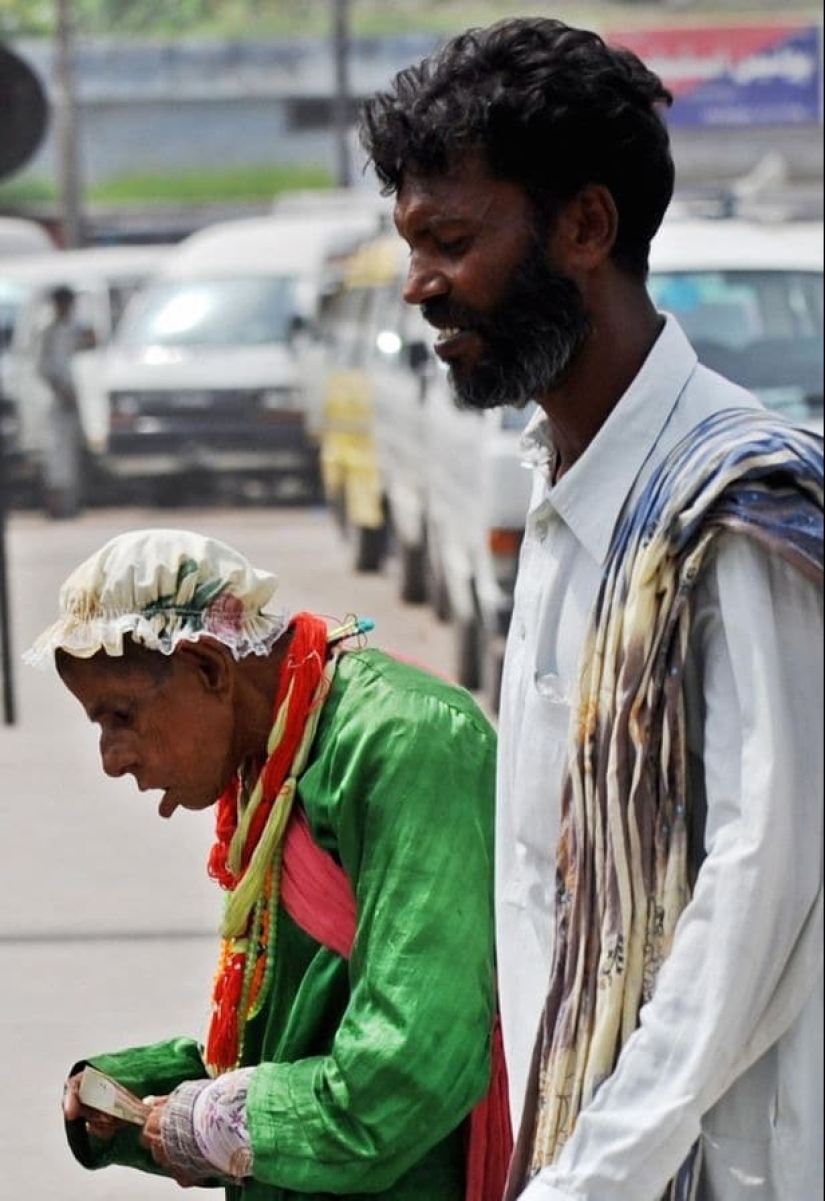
[67,649,497,1200]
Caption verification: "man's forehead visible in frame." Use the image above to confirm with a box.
[394,165,529,238]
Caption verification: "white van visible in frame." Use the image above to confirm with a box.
[422,378,534,707]
[648,217,823,432]
[0,216,55,258]
[0,243,172,504]
[77,212,382,502]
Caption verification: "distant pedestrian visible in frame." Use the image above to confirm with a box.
[35,284,85,518]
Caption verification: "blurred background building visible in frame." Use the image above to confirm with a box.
[0,2,822,244]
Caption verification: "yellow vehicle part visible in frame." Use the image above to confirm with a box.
[321,367,384,530]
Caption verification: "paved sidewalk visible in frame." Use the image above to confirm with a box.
[1,513,225,1198]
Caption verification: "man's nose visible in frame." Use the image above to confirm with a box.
[403,255,448,306]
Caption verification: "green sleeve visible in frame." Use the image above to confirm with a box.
[248,656,497,1193]
[65,1036,209,1176]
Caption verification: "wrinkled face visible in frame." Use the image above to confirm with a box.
[59,649,239,819]
[395,156,591,410]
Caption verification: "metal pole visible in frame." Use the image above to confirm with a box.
[55,0,83,247]
[332,0,352,188]
[0,409,17,725]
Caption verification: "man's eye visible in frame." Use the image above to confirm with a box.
[436,235,469,255]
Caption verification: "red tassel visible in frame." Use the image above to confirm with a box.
[206,952,246,1073]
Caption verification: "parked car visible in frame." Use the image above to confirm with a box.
[422,377,534,706]
[317,230,532,709]
[0,215,55,258]
[0,242,172,506]
[648,217,823,432]
[75,212,383,504]
[317,237,401,571]
[319,231,448,600]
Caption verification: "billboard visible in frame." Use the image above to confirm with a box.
[609,23,823,127]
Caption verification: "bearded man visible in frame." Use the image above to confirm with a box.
[360,17,824,1201]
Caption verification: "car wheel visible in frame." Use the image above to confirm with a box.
[483,640,505,715]
[426,547,451,622]
[330,488,348,534]
[399,541,427,604]
[455,614,481,691]
[354,524,386,573]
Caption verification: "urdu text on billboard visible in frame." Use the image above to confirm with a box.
[609,23,823,128]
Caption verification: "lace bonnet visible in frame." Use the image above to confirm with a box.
[24,527,289,668]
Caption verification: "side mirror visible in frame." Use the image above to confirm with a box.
[291,312,324,341]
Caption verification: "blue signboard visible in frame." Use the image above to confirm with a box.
[610,23,823,128]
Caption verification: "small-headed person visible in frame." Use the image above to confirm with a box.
[36,283,85,519]
[28,527,508,1200]
[360,17,824,1201]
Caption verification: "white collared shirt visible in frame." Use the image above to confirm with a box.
[497,316,823,1200]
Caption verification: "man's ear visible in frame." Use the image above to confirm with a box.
[553,183,618,270]
[174,639,233,696]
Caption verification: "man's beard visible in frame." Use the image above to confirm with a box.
[423,248,591,412]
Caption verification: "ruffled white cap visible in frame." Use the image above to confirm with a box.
[24,528,289,669]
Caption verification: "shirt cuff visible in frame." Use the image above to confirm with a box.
[192,1067,255,1181]
[160,1080,216,1183]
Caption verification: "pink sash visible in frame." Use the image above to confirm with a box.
[280,806,513,1201]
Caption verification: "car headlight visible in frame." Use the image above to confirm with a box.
[259,387,303,410]
[110,392,140,416]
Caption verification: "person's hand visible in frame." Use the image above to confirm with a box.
[140,1097,199,1189]
[61,1072,128,1141]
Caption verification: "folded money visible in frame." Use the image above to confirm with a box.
[78,1065,151,1125]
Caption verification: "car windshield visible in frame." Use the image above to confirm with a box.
[0,278,28,342]
[649,269,823,422]
[115,275,298,348]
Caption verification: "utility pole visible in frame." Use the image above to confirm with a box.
[55,0,83,246]
[332,0,352,188]
[0,42,49,726]
[0,407,16,725]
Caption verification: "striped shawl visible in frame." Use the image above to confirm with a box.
[506,407,824,1200]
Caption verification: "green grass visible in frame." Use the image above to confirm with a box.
[90,164,334,204]
[4,0,821,40]
[0,163,335,208]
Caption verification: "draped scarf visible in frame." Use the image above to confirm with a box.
[205,611,333,1075]
[506,409,823,1199]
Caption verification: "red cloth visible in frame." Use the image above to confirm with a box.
[280,806,357,959]
[280,806,513,1201]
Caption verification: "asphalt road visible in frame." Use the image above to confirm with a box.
[0,502,463,1200]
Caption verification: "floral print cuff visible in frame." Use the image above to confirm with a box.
[191,1067,255,1181]
[160,1080,216,1183]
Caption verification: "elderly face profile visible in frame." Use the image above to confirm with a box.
[26,528,294,819]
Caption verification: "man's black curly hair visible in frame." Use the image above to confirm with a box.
[359,18,675,277]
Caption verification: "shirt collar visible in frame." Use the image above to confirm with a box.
[521,315,698,565]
